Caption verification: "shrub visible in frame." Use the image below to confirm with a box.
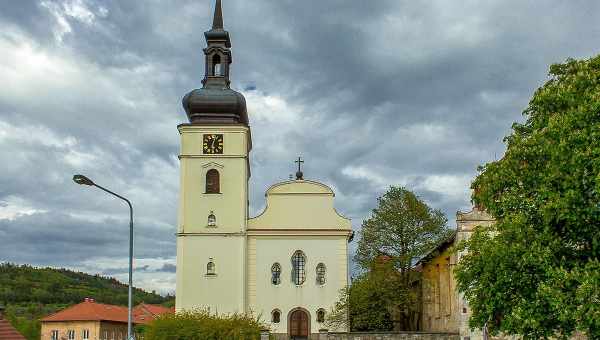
[144,310,267,340]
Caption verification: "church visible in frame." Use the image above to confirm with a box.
[174,1,353,338]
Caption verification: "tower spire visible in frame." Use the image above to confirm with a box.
[212,0,224,30]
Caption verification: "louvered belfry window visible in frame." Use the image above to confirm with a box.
[206,169,220,193]
[291,250,306,285]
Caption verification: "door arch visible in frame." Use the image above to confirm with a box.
[288,307,310,339]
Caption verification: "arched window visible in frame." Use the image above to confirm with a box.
[291,250,306,285]
[212,54,222,76]
[271,309,281,323]
[206,258,216,275]
[316,263,326,285]
[206,169,220,194]
[316,309,326,323]
[271,263,281,285]
[207,211,216,227]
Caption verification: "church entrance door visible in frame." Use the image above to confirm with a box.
[289,309,309,339]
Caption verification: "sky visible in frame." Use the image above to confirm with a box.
[0,0,599,295]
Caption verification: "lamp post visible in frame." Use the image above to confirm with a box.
[73,174,135,340]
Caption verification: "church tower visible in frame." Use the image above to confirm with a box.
[176,0,250,313]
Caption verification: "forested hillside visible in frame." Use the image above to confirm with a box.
[0,263,174,340]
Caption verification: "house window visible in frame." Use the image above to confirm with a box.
[208,211,217,227]
[67,330,75,340]
[51,330,59,340]
[271,309,281,323]
[316,263,326,285]
[291,250,306,285]
[316,309,326,323]
[206,169,220,193]
[103,331,108,340]
[271,263,281,285]
[83,329,90,340]
[207,258,216,275]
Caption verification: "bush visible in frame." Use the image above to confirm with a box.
[144,310,268,340]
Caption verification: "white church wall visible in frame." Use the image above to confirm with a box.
[248,180,351,230]
[176,235,246,314]
[248,235,349,334]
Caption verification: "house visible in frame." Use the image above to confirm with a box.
[417,207,495,340]
[40,298,172,340]
[0,305,27,340]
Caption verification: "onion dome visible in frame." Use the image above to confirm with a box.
[182,0,248,125]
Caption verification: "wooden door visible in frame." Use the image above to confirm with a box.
[289,309,309,338]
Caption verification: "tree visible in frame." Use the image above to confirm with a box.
[455,55,600,339]
[326,269,397,332]
[354,186,451,330]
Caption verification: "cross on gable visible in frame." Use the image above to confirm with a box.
[294,157,304,180]
[295,157,304,173]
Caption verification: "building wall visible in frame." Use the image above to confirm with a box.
[247,180,352,335]
[176,235,246,313]
[419,207,495,340]
[420,247,459,333]
[98,322,128,340]
[248,235,348,334]
[41,321,99,340]
[176,124,249,314]
[455,208,495,340]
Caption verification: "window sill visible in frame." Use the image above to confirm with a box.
[204,192,222,195]
[205,274,218,278]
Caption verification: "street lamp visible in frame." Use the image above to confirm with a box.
[73,174,135,340]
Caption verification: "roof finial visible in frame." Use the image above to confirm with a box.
[295,156,304,180]
[212,0,224,30]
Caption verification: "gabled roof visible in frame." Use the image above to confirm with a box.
[415,231,457,266]
[133,304,174,324]
[41,300,173,324]
[0,315,26,340]
[41,300,130,323]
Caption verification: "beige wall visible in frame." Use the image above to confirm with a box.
[420,246,459,333]
[248,180,351,335]
[248,235,349,334]
[41,321,98,340]
[176,124,249,314]
[176,234,246,313]
[248,180,351,230]
[420,207,496,340]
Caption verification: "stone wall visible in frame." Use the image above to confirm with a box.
[325,332,459,340]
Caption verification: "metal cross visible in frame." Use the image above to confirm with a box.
[295,157,304,173]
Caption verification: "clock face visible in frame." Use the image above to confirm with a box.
[203,134,224,154]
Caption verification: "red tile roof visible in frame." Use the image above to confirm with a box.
[0,315,27,340]
[41,299,173,324]
[41,300,130,323]
[133,303,173,324]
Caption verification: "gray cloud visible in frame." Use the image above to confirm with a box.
[1,0,599,292]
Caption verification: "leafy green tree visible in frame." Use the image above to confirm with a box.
[354,186,450,330]
[455,55,600,339]
[326,271,396,332]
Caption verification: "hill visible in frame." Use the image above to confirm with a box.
[0,263,174,340]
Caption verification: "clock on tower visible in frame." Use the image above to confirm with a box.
[203,134,224,154]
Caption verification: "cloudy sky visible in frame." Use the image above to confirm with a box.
[1,0,599,294]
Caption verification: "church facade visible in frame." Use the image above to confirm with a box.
[175,1,352,338]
